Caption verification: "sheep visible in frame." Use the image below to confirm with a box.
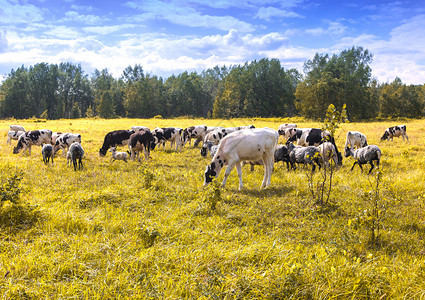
[287,142,321,172]
[68,142,84,171]
[318,142,341,169]
[41,144,54,164]
[109,147,128,163]
[204,128,278,190]
[345,131,368,149]
[344,145,381,174]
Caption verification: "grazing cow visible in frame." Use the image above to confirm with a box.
[151,127,183,151]
[345,131,368,149]
[345,145,381,174]
[99,130,135,157]
[182,125,208,147]
[242,144,291,171]
[204,128,278,190]
[68,142,84,171]
[201,125,255,157]
[129,130,154,161]
[131,126,151,132]
[41,144,54,165]
[7,130,25,145]
[277,123,297,135]
[10,125,26,132]
[53,133,82,157]
[381,125,408,141]
[51,132,62,145]
[13,129,53,155]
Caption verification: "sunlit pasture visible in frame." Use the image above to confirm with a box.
[0,117,424,298]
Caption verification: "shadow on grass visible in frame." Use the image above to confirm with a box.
[0,204,43,233]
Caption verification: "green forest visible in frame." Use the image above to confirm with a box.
[0,46,424,120]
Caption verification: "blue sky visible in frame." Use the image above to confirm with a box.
[1,0,425,84]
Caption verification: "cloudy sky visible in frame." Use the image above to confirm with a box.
[1,0,425,84]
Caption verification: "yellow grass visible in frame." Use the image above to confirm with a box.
[0,118,424,299]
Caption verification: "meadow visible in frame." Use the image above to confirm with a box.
[0,117,424,299]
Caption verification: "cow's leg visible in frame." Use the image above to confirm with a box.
[222,161,236,188]
[235,161,243,190]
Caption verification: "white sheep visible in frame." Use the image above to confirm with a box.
[109,147,128,163]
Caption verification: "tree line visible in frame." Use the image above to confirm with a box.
[0,46,424,120]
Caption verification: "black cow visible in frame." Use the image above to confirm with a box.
[99,130,135,157]
[129,130,154,161]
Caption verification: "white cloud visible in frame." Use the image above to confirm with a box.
[124,0,255,32]
[62,11,106,25]
[0,0,44,24]
[256,6,303,21]
[83,24,137,35]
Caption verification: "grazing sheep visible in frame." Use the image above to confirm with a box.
[345,145,381,174]
[318,142,341,169]
[41,144,54,164]
[287,142,321,172]
[68,142,84,171]
[109,147,128,163]
[345,131,368,149]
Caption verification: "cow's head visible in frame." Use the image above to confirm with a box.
[204,162,217,185]
[200,146,207,157]
[380,131,389,141]
[99,148,108,157]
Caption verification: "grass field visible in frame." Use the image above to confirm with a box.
[0,117,424,299]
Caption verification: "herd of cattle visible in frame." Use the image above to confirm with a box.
[6,123,409,188]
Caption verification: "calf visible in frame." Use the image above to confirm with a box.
[41,144,54,164]
[99,130,135,157]
[151,127,183,151]
[7,130,25,145]
[53,133,82,157]
[129,130,154,161]
[204,128,278,190]
[68,142,84,171]
[345,131,368,149]
[345,145,381,174]
[51,132,62,145]
[13,129,53,155]
[381,125,408,141]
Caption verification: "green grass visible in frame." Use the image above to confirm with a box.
[0,118,425,299]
